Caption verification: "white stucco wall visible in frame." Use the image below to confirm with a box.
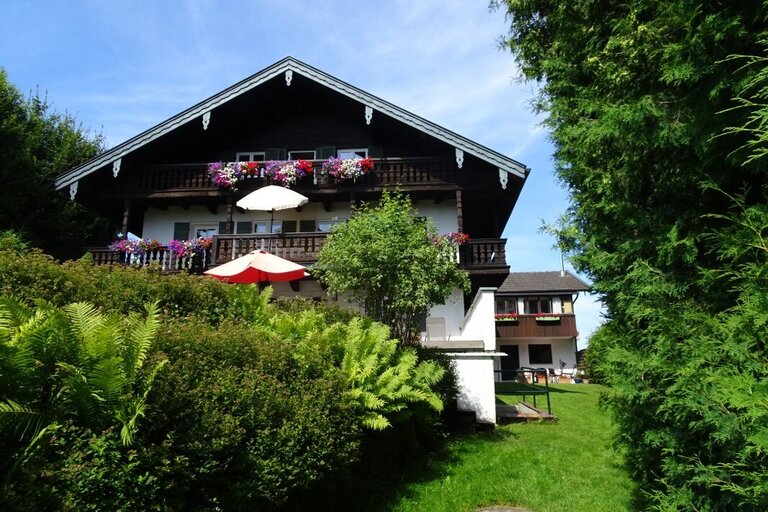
[457,287,497,350]
[427,288,465,338]
[141,198,460,243]
[142,202,355,242]
[451,353,499,424]
[494,338,578,373]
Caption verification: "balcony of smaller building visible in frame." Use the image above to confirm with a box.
[494,314,578,339]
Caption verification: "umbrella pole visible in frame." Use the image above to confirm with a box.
[269,210,275,252]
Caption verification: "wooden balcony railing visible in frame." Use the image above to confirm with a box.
[86,236,508,274]
[84,247,212,273]
[130,157,459,194]
[459,238,508,271]
[212,233,327,265]
[495,314,578,339]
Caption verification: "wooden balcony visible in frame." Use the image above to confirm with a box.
[495,314,578,339]
[211,234,507,271]
[212,233,326,265]
[129,157,461,197]
[86,236,508,275]
[84,246,212,273]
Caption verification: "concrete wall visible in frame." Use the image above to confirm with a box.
[427,288,465,338]
[457,287,497,350]
[451,352,499,424]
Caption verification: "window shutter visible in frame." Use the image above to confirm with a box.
[236,221,252,234]
[265,148,286,160]
[281,220,297,233]
[218,222,229,235]
[368,146,383,158]
[299,220,316,232]
[173,222,190,240]
[316,146,336,159]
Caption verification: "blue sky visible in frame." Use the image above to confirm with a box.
[1,0,605,344]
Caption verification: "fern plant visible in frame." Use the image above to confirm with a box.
[0,297,166,476]
[327,318,445,430]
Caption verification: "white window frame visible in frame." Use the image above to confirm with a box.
[253,221,281,234]
[288,150,316,160]
[337,148,368,159]
[190,223,218,239]
[236,151,266,162]
[317,218,346,233]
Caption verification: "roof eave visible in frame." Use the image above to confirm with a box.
[55,57,528,190]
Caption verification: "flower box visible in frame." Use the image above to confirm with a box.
[494,314,519,322]
[534,315,561,322]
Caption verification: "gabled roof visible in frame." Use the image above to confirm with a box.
[55,56,528,190]
[497,271,591,294]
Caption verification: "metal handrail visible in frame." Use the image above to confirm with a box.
[494,367,552,414]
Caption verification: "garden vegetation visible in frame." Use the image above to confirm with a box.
[494,1,768,509]
[0,236,454,510]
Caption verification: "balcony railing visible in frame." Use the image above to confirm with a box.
[495,314,578,339]
[211,234,506,269]
[212,233,326,265]
[87,236,508,273]
[85,246,211,273]
[129,157,460,194]
[458,238,508,271]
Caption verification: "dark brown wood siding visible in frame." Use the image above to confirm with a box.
[495,314,578,339]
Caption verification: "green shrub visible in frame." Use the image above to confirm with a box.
[2,424,189,512]
[0,248,231,323]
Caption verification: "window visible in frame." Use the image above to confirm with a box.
[337,148,368,159]
[317,218,345,232]
[528,344,553,365]
[524,296,552,314]
[288,150,316,160]
[281,220,297,233]
[299,220,316,232]
[190,223,218,239]
[236,151,266,162]
[254,221,281,234]
[495,297,517,315]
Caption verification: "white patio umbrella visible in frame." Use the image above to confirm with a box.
[236,185,309,233]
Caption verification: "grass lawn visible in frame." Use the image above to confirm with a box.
[387,384,635,512]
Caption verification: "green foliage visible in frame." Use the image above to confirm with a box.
[0,298,165,486]
[314,190,469,343]
[0,246,232,323]
[326,318,445,430]
[0,70,110,260]
[144,316,361,509]
[0,248,454,509]
[495,0,768,509]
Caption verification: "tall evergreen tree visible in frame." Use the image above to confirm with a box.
[0,70,109,259]
[494,1,768,508]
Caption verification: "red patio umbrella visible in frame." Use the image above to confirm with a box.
[203,250,308,284]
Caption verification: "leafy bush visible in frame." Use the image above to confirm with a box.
[0,247,231,323]
[143,317,362,509]
[0,250,455,510]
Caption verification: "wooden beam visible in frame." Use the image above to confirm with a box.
[121,199,131,238]
[456,190,463,233]
[226,196,234,234]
